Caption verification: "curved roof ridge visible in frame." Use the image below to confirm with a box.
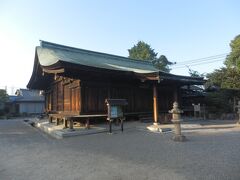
[40,40,155,66]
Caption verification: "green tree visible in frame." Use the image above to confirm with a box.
[128,41,173,72]
[221,68,240,89]
[152,55,174,72]
[205,68,226,88]
[206,35,240,90]
[204,35,240,114]
[188,67,205,78]
[224,35,240,69]
[204,89,238,113]
[0,89,9,116]
[206,67,240,89]
[0,89,8,103]
[128,41,157,60]
[205,68,240,114]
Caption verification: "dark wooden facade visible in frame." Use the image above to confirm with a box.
[28,41,205,123]
[45,76,176,116]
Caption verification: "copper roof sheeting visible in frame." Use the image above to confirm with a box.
[37,40,160,74]
[27,40,205,89]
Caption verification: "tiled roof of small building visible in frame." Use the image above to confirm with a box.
[10,89,44,102]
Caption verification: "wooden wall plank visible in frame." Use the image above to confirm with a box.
[81,81,175,114]
[46,77,176,115]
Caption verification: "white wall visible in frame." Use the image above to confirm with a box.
[19,102,44,114]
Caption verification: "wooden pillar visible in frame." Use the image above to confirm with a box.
[153,84,159,125]
[69,118,74,131]
[56,118,60,126]
[63,117,68,129]
[49,116,53,123]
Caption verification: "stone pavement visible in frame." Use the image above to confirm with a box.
[0,118,240,180]
[34,117,240,139]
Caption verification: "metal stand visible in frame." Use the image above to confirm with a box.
[121,118,123,132]
[105,99,128,134]
[108,118,124,133]
[109,119,112,133]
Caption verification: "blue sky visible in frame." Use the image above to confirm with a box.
[0,0,239,94]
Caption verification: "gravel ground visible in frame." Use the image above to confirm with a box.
[0,119,240,180]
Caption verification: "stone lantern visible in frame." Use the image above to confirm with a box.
[169,102,186,142]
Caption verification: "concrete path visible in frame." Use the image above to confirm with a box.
[0,119,240,180]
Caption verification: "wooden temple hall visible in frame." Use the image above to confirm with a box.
[27,41,204,128]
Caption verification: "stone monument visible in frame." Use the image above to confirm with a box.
[169,102,186,142]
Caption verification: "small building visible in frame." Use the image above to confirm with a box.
[181,85,206,115]
[9,89,45,114]
[27,41,204,123]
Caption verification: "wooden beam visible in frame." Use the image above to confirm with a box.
[42,68,65,74]
[153,84,159,124]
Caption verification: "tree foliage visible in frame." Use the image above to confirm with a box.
[188,68,205,78]
[0,89,8,116]
[0,89,8,103]
[128,41,157,61]
[224,35,240,69]
[207,34,240,90]
[221,68,240,89]
[206,66,240,89]
[204,35,240,114]
[205,68,226,88]
[205,69,240,114]
[128,41,173,72]
[152,55,173,72]
[204,89,238,113]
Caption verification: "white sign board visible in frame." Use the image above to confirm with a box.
[192,104,201,112]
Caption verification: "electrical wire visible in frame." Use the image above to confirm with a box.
[170,53,227,69]
[172,53,227,66]
[173,58,225,69]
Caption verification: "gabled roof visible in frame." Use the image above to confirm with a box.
[9,89,44,102]
[38,41,159,74]
[28,41,205,89]
[15,88,41,97]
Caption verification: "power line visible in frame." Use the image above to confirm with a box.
[174,53,227,64]
[173,58,225,69]
[174,57,225,68]
[174,59,225,69]
[172,53,227,66]
[174,55,226,66]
